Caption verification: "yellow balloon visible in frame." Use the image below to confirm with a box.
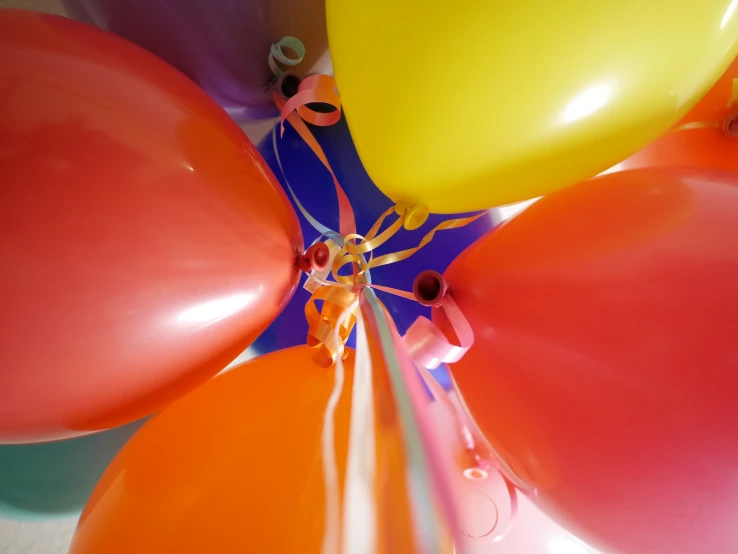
[327,1,738,213]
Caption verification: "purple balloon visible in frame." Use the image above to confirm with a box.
[62,0,329,122]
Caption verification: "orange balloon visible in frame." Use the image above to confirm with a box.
[610,55,738,173]
[68,345,421,554]
[0,10,302,443]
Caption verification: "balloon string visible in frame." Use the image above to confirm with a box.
[361,289,457,553]
[319,296,358,554]
[273,81,355,237]
[271,127,344,246]
[341,308,377,554]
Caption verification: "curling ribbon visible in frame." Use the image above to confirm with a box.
[341,308,377,554]
[306,285,359,367]
[362,289,458,553]
[274,67,492,554]
[276,68,483,372]
[268,36,305,78]
[319,298,357,554]
[403,271,474,370]
[274,84,355,237]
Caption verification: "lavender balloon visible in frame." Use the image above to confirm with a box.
[63,0,329,122]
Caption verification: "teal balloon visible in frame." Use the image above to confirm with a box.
[0,418,147,520]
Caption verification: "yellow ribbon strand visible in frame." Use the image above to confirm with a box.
[303,201,483,367]
[672,79,738,133]
[366,213,486,271]
[728,78,738,108]
[305,284,359,367]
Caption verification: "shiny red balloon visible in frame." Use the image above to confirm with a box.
[609,55,738,173]
[0,10,302,443]
[440,168,738,553]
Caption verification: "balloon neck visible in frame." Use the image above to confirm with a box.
[297,242,330,273]
[725,113,738,137]
[277,73,302,99]
[413,270,448,307]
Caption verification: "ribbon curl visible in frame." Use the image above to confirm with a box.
[268,36,305,78]
[272,52,516,553]
[273,69,484,368]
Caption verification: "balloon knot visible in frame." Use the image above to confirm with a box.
[298,242,330,273]
[725,113,738,136]
[394,203,429,231]
[413,270,448,307]
[276,72,302,99]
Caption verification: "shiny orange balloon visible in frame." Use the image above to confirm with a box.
[610,55,738,173]
[0,10,301,443]
[440,168,738,553]
[68,345,420,554]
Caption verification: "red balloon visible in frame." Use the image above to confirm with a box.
[439,168,738,553]
[609,55,738,173]
[0,10,302,443]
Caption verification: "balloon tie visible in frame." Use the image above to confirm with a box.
[297,242,331,273]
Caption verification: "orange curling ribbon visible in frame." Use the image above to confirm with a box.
[280,74,342,129]
[305,284,359,367]
[273,78,355,238]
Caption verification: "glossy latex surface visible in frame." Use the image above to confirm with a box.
[327,0,738,212]
[609,55,738,174]
[63,0,330,122]
[0,10,302,442]
[68,346,420,554]
[441,169,738,553]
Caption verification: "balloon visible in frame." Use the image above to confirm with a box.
[439,168,738,553]
[0,419,146,520]
[0,10,302,443]
[62,0,330,122]
[68,345,424,554]
[424,392,603,554]
[252,117,495,389]
[608,54,738,174]
[326,0,738,213]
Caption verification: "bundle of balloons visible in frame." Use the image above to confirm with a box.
[2,2,738,553]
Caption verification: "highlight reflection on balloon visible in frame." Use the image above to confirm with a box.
[327,0,738,212]
[607,54,738,175]
[0,10,301,443]
[442,168,738,553]
[68,346,424,554]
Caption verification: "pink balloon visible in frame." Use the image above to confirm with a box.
[424,395,603,554]
[0,10,302,443]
